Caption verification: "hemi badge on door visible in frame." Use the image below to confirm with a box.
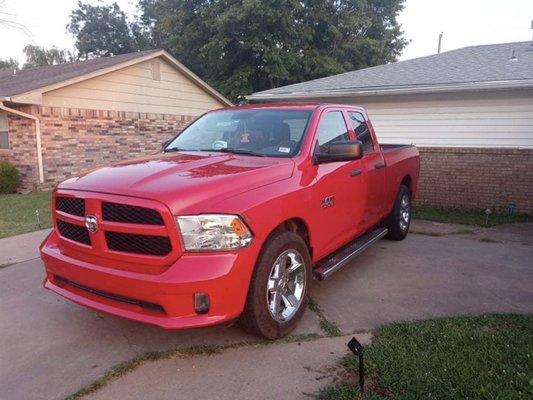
[321,195,334,208]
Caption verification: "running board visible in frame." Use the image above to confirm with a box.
[313,227,388,280]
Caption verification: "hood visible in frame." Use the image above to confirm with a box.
[59,152,294,214]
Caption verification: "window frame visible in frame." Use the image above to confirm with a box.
[312,109,353,157]
[0,112,10,151]
[347,110,376,155]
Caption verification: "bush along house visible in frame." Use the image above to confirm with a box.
[0,49,231,191]
[248,41,533,214]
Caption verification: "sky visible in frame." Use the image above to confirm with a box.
[0,0,532,65]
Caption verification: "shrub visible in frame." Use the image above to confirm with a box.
[0,160,20,194]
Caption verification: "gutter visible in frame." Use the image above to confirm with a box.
[246,79,533,101]
[0,102,44,184]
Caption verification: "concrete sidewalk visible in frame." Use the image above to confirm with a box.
[0,229,50,266]
[87,334,372,400]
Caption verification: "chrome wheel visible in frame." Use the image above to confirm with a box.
[266,249,306,322]
[399,194,410,231]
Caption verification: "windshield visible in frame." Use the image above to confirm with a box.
[164,109,313,157]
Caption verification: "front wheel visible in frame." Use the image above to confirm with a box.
[384,185,411,240]
[240,231,311,339]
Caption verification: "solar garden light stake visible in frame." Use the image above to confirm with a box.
[347,337,365,392]
[35,209,41,229]
[484,208,492,226]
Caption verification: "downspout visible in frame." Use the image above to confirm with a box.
[0,102,44,184]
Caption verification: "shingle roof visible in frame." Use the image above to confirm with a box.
[0,49,160,97]
[250,41,533,98]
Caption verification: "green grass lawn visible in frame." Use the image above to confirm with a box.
[413,205,532,227]
[0,191,52,238]
[0,192,530,238]
[319,314,533,400]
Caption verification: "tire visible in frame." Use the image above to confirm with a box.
[383,185,411,241]
[240,230,311,339]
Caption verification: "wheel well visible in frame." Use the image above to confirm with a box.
[401,175,412,193]
[270,218,312,256]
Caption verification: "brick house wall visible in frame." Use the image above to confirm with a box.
[2,105,40,187]
[1,105,194,191]
[417,147,533,214]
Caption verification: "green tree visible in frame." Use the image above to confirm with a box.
[139,0,408,100]
[22,45,74,69]
[0,58,19,71]
[67,1,151,58]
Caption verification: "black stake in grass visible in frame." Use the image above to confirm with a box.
[347,337,365,392]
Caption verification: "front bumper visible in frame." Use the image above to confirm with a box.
[40,231,258,329]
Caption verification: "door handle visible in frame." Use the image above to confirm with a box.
[374,161,385,170]
[350,169,362,176]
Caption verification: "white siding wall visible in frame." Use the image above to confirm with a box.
[43,57,225,115]
[338,89,533,148]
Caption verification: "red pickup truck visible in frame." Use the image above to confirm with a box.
[40,103,419,339]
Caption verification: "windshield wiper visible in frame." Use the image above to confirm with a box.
[216,148,266,157]
[163,147,191,153]
[169,147,267,157]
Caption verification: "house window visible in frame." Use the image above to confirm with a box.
[0,113,9,150]
[151,61,161,81]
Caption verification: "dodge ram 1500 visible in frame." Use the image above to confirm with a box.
[40,103,420,339]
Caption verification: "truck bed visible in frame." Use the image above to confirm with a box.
[380,143,420,203]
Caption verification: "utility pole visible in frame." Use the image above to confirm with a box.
[438,32,443,54]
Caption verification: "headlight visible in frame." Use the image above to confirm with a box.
[176,214,253,251]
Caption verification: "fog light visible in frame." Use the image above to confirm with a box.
[194,292,210,314]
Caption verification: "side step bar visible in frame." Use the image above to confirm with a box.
[313,227,388,280]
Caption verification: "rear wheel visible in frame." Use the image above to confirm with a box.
[240,231,311,339]
[384,185,411,240]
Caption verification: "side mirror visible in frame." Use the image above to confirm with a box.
[314,140,363,164]
[162,139,171,150]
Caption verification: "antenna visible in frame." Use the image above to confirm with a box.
[438,32,443,54]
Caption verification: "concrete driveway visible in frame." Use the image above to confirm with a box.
[1,221,532,400]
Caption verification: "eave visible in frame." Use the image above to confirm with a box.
[5,50,232,107]
[246,79,533,101]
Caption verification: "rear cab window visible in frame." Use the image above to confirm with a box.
[348,111,374,153]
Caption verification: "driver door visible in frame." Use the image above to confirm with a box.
[311,110,367,258]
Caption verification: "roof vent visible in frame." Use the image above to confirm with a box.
[509,50,518,62]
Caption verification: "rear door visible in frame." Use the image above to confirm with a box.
[347,111,387,225]
[311,109,367,256]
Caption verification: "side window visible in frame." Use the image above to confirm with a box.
[0,113,9,150]
[315,111,349,154]
[348,112,373,153]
